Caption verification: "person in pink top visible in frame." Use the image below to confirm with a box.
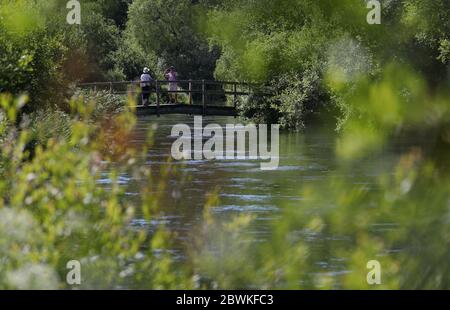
[164,66,178,103]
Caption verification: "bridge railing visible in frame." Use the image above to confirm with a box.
[77,80,269,110]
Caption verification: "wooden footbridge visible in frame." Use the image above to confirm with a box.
[78,80,268,117]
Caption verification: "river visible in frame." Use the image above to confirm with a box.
[100,114,419,284]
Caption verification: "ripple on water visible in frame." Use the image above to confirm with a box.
[245,164,326,173]
[130,216,181,229]
[220,193,271,202]
[181,168,200,172]
[213,204,279,213]
[96,175,131,185]
[214,161,260,168]
[229,178,261,183]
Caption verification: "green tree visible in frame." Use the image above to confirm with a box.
[127,0,219,80]
[202,0,450,130]
[0,0,67,111]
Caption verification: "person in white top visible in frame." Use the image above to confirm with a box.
[140,67,152,106]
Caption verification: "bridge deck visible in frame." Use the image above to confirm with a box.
[136,104,237,117]
[78,79,268,116]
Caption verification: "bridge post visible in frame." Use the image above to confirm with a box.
[155,80,160,117]
[233,82,237,109]
[109,82,113,93]
[202,80,206,116]
[189,80,193,105]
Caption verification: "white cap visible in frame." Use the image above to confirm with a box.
[143,67,149,73]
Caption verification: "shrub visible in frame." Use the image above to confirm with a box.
[273,70,329,131]
[238,70,330,131]
[0,93,189,289]
[72,89,127,121]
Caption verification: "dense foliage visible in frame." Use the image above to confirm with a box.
[127,0,220,80]
[0,0,449,290]
[0,94,191,289]
[203,0,450,130]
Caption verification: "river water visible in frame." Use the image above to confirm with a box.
[105,114,413,281]
[128,115,336,230]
